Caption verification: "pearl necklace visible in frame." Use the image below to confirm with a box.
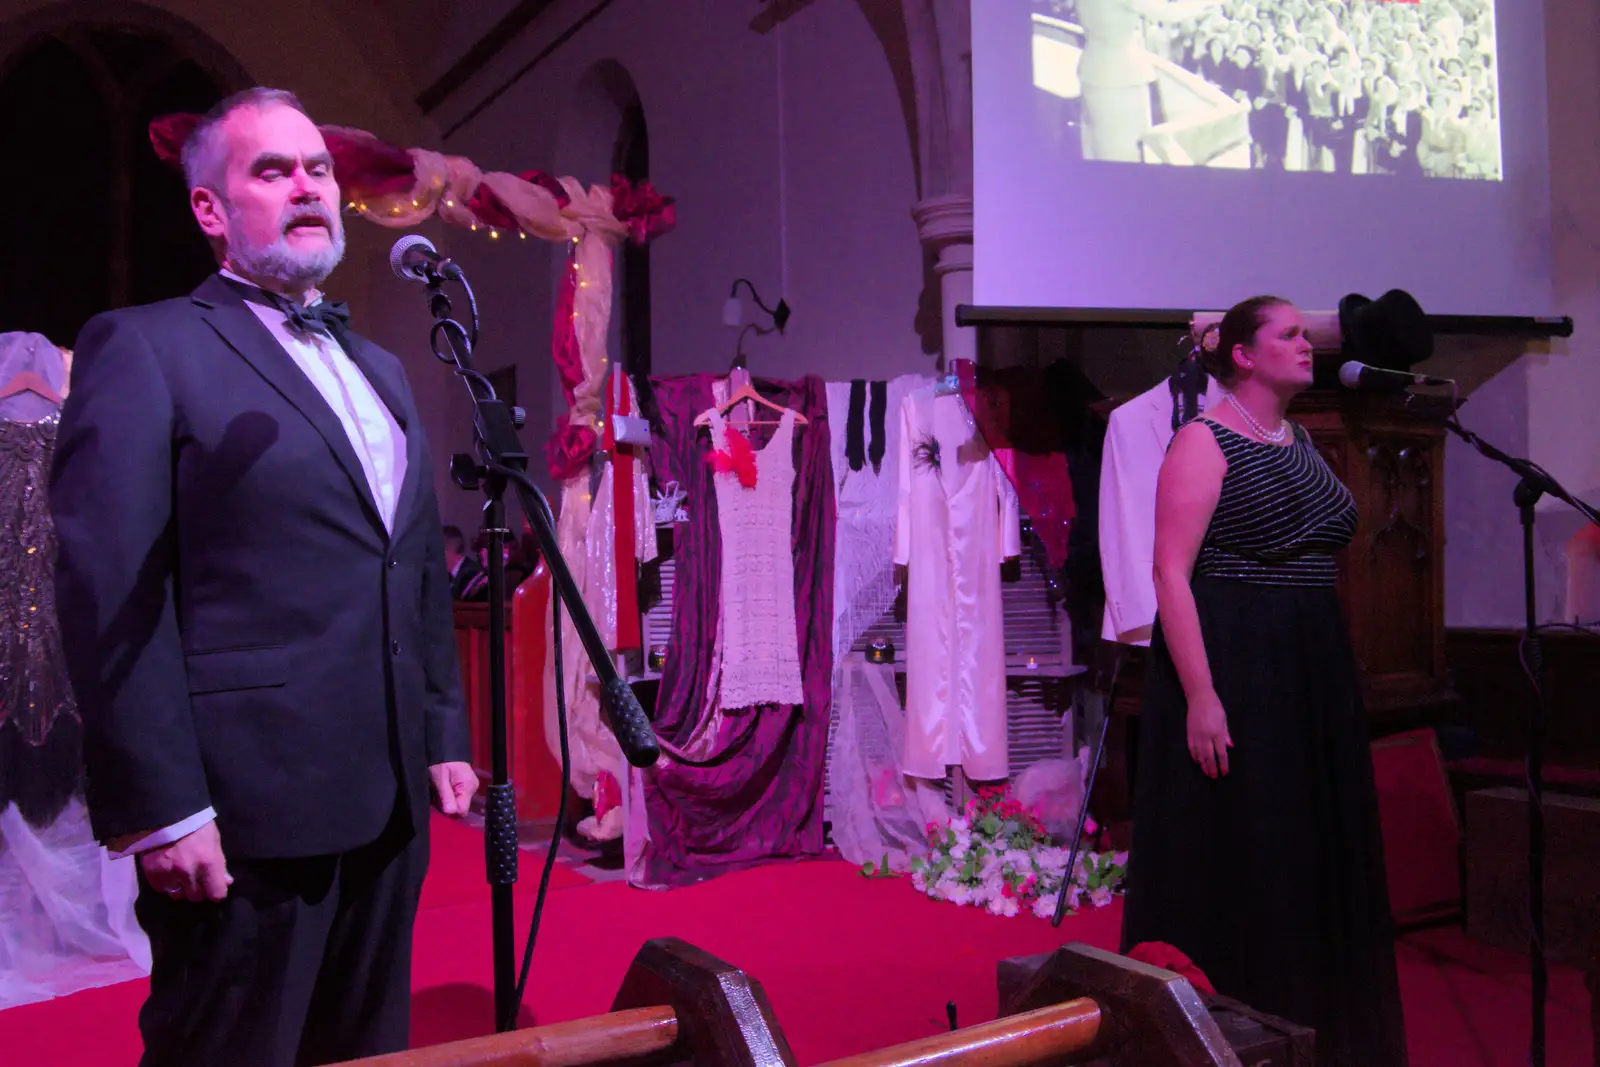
[1224,392,1288,444]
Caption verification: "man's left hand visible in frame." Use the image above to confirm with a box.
[428,761,479,816]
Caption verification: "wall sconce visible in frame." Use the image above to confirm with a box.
[722,278,791,334]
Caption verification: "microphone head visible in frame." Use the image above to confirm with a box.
[1337,361,1366,389]
[389,234,436,282]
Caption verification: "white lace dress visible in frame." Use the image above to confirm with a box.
[707,408,804,709]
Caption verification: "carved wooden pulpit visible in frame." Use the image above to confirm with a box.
[1291,389,1455,720]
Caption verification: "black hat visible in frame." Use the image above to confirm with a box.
[1338,289,1434,371]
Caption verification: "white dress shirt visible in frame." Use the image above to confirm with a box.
[110,274,407,858]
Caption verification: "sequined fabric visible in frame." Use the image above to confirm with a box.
[0,412,77,746]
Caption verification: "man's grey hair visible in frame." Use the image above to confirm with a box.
[181,88,310,194]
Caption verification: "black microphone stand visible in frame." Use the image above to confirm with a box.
[413,261,661,1034]
[1051,706,1112,927]
[1409,398,1600,1067]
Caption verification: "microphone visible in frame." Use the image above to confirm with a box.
[389,234,462,283]
[1338,361,1453,390]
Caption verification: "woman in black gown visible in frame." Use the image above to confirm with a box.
[1119,296,1408,1067]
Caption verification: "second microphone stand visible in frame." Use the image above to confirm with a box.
[417,264,661,1034]
[1411,398,1600,1067]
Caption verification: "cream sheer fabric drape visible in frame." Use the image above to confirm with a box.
[823,374,933,870]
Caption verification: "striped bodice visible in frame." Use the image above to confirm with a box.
[1194,419,1357,587]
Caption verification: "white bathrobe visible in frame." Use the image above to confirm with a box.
[894,386,1020,781]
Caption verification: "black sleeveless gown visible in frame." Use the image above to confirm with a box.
[1120,420,1407,1067]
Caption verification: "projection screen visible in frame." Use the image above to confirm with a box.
[973,0,1553,316]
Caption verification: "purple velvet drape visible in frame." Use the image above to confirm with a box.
[637,374,834,887]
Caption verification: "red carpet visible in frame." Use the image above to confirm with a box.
[1,823,1591,1066]
[418,812,590,911]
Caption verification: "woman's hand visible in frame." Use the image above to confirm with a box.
[1186,691,1233,779]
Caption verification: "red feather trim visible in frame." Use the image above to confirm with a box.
[707,425,758,489]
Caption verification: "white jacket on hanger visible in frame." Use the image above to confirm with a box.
[894,386,1020,781]
[1098,374,1228,645]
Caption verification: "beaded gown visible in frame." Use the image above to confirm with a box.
[1120,419,1407,1067]
[0,411,81,827]
[0,404,150,1008]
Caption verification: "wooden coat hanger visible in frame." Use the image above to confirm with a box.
[693,371,808,428]
[0,369,63,406]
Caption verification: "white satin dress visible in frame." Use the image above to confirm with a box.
[893,386,1020,782]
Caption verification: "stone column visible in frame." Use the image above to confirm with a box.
[903,0,975,371]
[912,193,975,369]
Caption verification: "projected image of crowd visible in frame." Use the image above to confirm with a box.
[1032,0,1502,180]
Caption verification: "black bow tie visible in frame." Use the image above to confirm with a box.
[282,300,351,338]
[228,276,351,338]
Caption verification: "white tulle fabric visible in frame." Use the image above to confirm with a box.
[0,799,150,1009]
[705,408,803,709]
[822,374,932,870]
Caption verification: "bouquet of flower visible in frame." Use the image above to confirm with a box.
[906,785,1127,919]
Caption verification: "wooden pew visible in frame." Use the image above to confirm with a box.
[330,937,793,1067]
[326,1006,679,1066]
[999,945,1316,1066]
[335,937,1283,1067]
[998,944,1246,1067]
[822,1000,1101,1067]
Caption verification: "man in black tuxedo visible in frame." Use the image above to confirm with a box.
[442,524,482,600]
[49,87,475,1067]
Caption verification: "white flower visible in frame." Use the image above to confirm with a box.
[999,896,1020,918]
[986,895,1007,916]
[1032,896,1056,920]
[1089,885,1113,909]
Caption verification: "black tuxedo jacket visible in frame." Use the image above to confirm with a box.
[50,274,470,859]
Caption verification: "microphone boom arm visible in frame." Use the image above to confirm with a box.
[1418,404,1600,528]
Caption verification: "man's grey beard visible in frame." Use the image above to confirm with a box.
[225,202,346,290]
